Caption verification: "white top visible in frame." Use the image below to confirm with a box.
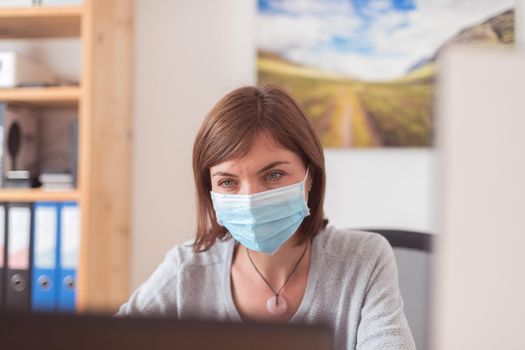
[116,227,416,350]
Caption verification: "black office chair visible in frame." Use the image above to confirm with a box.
[364,229,433,252]
[359,229,433,350]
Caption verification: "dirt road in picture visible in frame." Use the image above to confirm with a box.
[335,86,381,147]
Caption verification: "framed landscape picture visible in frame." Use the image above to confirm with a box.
[257,0,515,148]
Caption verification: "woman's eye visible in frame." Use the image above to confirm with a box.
[218,179,236,188]
[265,171,283,182]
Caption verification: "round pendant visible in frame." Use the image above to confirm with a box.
[266,295,288,315]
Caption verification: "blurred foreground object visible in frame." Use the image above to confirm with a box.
[0,312,332,350]
[433,47,525,350]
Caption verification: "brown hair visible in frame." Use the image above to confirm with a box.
[192,85,328,252]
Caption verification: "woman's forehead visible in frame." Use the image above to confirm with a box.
[210,133,301,173]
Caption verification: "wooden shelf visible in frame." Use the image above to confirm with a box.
[0,0,133,313]
[0,188,80,202]
[0,6,82,38]
[0,86,80,106]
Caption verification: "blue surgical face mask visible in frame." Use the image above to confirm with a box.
[210,169,310,255]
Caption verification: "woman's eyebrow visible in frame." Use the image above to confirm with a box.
[257,161,290,174]
[211,171,238,178]
[211,161,290,178]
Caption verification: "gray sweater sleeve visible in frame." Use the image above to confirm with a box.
[115,248,181,317]
[356,234,417,350]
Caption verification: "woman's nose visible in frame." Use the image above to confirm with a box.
[239,181,265,195]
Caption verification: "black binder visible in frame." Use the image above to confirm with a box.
[5,203,33,311]
[0,203,6,309]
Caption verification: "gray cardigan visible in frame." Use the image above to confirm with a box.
[116,227,416,350]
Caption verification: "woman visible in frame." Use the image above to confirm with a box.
[117,85,416,350]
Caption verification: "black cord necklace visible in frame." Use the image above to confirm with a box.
[246,243,308,316]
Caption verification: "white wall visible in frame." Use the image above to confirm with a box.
[132,0,256,289]
[325,149,436,232]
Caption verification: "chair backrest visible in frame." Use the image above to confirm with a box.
[360,229,433,350]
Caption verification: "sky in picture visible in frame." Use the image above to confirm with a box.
[258,0,514,81]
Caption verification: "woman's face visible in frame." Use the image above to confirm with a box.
[210,133,310,195]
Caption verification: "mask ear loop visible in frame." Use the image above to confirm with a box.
[304,166,311,191]
[304,166,311,203]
